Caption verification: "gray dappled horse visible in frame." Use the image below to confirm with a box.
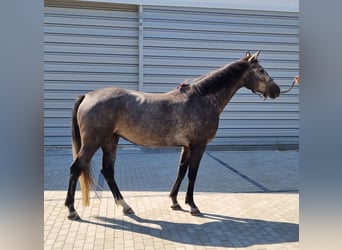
[65,51,281,220]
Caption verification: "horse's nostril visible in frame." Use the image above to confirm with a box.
[269,84,280,99]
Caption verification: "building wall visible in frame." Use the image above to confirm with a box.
[44,0,299,147]
[44,1,139,145]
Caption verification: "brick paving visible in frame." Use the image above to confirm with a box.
[44,147,299,249]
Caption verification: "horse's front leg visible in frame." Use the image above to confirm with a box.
[185,145,206,216]
[169,147,190,210]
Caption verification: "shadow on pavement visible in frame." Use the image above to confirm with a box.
[79,212,298,248]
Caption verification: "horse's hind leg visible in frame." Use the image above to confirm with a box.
[101,134,134,215]
[65,159,82,220]
[65,147,97,220]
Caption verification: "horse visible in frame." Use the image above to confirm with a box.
[65,51,281,220]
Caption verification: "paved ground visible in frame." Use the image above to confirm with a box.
[44,147,299,250]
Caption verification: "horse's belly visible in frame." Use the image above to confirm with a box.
[117,129,189,147]
[115,111,218,147]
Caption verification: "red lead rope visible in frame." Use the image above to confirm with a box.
[280,75,300,94]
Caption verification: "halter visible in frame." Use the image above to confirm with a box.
[254,76,299,100]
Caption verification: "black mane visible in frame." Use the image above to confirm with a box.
[190,60,249,96]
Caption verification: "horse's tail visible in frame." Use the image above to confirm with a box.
[71,95,93,207]
[71,95,84,159]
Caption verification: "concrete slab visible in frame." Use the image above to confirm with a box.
[44,147,299,250]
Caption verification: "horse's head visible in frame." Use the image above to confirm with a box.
[242,51,280,100]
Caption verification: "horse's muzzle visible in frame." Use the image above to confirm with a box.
[268,83,280,99]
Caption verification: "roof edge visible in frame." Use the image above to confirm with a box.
[75,0,299,12]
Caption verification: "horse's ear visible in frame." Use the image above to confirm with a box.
[243,51,252,61]
[248,51,260,63]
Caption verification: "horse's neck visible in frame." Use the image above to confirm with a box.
[214,80,243,113]
[200,62,248,112]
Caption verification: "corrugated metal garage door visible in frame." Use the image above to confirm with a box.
[44,1,139,146]
[142,5,299,146]
[44,2,299,147]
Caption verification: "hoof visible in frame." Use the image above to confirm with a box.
[190,208,201,216]
[123,207,135,215]
[67,211,80,221]
[171,203,182,210]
